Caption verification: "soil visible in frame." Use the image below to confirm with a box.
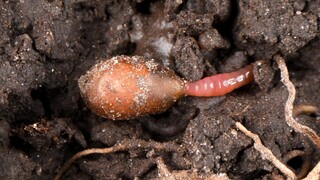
[0,0,319,179]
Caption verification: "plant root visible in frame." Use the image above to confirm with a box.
[293,105,319,117]
[283,150,311,179]
[274,54,320,149]
[154,157,230,180]
[302,161,320,180]
[235,55,320,180]
[235,122,297,179]
[54,139,182,180]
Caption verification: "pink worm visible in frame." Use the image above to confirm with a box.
[186,64,254,97]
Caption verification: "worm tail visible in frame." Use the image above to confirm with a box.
[186,64,254,97]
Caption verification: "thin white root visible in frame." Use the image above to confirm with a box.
[293,105,319,117]
[274,55,320,149]
[54,139,181,180]
[154,157,230,180]
[54,141,131,180]
[235,122,297,180]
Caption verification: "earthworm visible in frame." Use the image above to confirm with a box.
[186,64,254,96]
[78,55,254,120]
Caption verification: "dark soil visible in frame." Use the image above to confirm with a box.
[0,0,319,179]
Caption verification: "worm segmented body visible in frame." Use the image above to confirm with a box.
[186,64,254,97]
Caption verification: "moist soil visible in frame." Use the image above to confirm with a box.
[0,0,319,179]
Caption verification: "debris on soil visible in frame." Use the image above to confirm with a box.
[15,118,87,150]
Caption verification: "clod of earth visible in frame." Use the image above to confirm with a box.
[78,55,254,120]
